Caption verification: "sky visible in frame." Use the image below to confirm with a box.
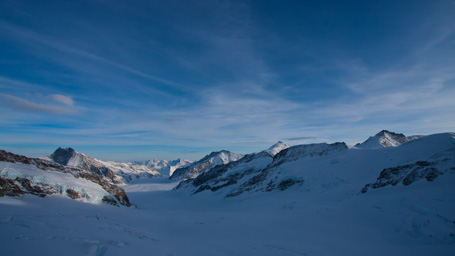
[1,0,454,161]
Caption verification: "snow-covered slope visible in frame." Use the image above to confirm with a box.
[0,150,132,206]
[177,142,348,196]
[170,150,244,181]
[132,159,192,177]
[176,132,455,198]
[47,147,161,184]
[355,130,420,148]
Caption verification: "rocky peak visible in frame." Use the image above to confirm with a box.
[356,130,416,149]
[50,147,78,165]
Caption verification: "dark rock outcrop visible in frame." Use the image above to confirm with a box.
[0,176,58,198]
[362,160,448,193]
[50,147,77,165]
[272,142,348,166]
[0,176,25,197]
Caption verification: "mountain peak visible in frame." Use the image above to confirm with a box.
[51,147,79,165]
[375,130,404,137]
[266,141,290,156]
[356,130,416,149]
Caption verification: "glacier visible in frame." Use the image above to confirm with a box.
[1,131,454,255]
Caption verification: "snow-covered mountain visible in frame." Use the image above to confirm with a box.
[46,147,161,184]
[132,158,192,177]
[355,130,420,148]
[170,150,244,181]
[176,141,292,193]
[176,132,455,198]
[0,150,132,206]
[176,141,347,195]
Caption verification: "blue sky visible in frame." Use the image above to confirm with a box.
[1,0,454,161]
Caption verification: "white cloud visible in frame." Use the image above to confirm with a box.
[48,94,74,106]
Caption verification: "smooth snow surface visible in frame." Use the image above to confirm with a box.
[1,174,454,256]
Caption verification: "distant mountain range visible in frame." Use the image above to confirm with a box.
[1,130,454,206]
[175,130,455,198]
[131,159,192,177]
[45,147,162,184]
[169,150,245,181]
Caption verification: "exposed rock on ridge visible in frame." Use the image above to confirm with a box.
[0,150,133,207]
[170,150,243,181]
[49,147,161,184]
[355,130,419,149]
[176,142,347,197]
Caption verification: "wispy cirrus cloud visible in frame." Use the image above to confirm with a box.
[0,21,184,90]
[48,94,74,106]
[284,137,320,141]
[0,93,77,115]
[1,0,454,160]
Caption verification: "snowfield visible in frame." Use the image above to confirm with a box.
[1,131,454,255]
[1,175,454,256]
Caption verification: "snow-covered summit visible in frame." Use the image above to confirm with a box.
[355,130,419,149]
[266,141,290,156]
[48,147,161,184]
[170,150,244,181]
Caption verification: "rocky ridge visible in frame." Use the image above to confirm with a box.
[170,150,244,181]
[176,141,345,196]
[362,149,455,193]
[174,132,455,198]
[0,150,133,207]
[355,130,420,148]
[48,147,161,184]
